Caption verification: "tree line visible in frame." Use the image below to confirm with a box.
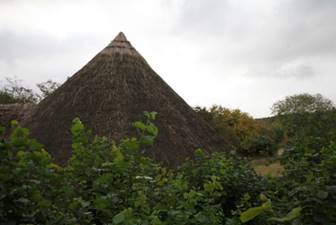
[0,77,60,104]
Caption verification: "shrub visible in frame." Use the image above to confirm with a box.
[0,113,268,224]
[195,106,283,156]
[1,112,335,225]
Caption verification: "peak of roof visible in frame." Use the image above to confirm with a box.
[102,32,140,57]
[107,32,131,48]
[113,32,127,42]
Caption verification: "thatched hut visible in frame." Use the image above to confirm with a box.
[25,32,227,167]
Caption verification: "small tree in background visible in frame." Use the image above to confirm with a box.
[271,93,335,115]
[37,80,60,99]
[271,93,336,148]
[195,105,283,156]
[0,77,39,104]
[0,77,61,104]
[0,91,17,104]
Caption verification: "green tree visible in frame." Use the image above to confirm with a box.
[195,105,283,156]
[271,93,336,147]
[271,93,334,115]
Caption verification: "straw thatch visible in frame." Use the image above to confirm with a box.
[0,103,35,132]
[25,32,228,167]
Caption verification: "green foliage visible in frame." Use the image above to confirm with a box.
[269,207,302,223]
[239,195,302,224]
[271,93,335,115]
[195,105,283,156]
[278,109,336,148]
[0,122,70,224]
[240,199,271,223]
[276,143,336,224]
[133,111,158,146]
[271,93,336,148]
[1,110,335,225]
[0,112,269,224]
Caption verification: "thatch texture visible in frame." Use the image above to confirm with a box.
[0,103,35,131]
[25,32,228,167]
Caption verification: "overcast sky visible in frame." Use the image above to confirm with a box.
[0,0,335,117]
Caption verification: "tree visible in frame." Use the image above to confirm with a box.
[271,93,336,148]
[36,80,60,99]
[0,77,38,104]
[271,93,335,116]
[0,91,17,104]
[0,77,61,104]
[195,105,283,156]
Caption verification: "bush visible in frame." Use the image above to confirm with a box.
[1,112,335,225]
[195,106,283,156]
[277,142,336,224]
[0,113,268,225]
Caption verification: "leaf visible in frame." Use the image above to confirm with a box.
[133,121,146,131]
[93,174,114,188]
[269,207,302,222]
[144,111,157,120]
[148,111,158,120]
[317,190,328,199]
[113,208,133,224]
[112,149,125,166]
[121,138,140,151]
[240,200,272,223]
[141,135,155,146]
[259,193,268,202]
[11,120,18,128]
[71,118,85,136]
[146,124,158,136]
[94,196,109,210]
[74,197,90,208]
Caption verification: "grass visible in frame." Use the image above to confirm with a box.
[250,157,284,177]
[253,160,284,177]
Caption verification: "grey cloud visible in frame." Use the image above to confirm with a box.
[0,30,58,60]
[173,0,336,79]
[275,62,315,79]
[0,29,102,62]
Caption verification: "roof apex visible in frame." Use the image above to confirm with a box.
[113,32,127,42]
[107,32,130,47]
[103,32,141,57]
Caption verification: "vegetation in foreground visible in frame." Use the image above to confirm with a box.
[1,107,336,225]
[1,78,336,224]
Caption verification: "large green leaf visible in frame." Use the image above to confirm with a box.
[240,200,272,223]
[269,207,302,223]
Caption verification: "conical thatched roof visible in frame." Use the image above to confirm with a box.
[26,32,227,167]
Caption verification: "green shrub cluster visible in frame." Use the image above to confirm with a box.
[1,112,336,224]
[195,106,284,156]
